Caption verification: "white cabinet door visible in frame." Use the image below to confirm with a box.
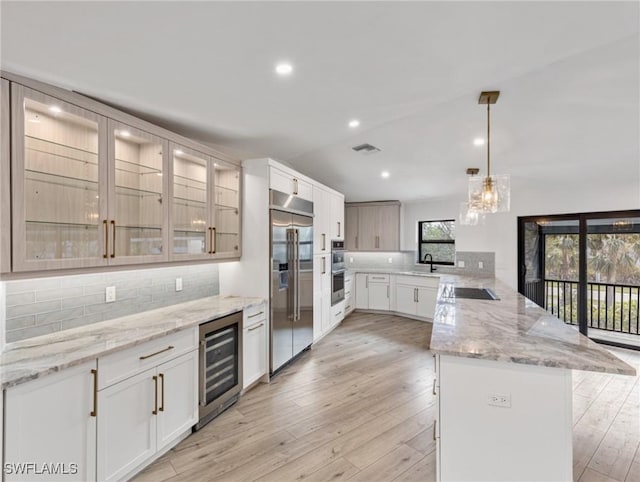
[243,320,267,388]
[4,361,97,482]
[156,351,198,452]
[270,167,312,201]
[368,282,390,311]
[313,186,329,254]
[329,192,344,241]
[355,273,368,309]
[321,257,332,333]
[416,287,438,319]
[97,369,156,482]
[396,284,417,316]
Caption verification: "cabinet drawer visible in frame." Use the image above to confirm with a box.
[244,304,267,328]
[98,328,197,390]
[395,275,439,288]
[331,301,345,324]
[367,274,390,282]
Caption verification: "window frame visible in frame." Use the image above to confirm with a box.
[417,219,456,266]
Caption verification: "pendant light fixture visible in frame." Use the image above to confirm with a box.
[467,91,510,213]
[459,169,485,226]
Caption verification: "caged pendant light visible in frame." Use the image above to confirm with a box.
[467,91,510,214]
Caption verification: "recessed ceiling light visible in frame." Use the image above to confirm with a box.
[473,137,485,146]
[175,149,184,155]
[381,171,390,179]
[49,106,62,114]
[275,62,293,76]
[348,119,360,128]
[119,130,131,138]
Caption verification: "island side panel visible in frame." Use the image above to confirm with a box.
[438,354,573,482]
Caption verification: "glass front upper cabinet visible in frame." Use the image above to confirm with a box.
[109,120,169,264]
[213,160,241,258]
[170,144,212,259]
[12,85,109,271]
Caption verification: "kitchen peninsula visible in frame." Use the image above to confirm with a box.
[429,275,635,482]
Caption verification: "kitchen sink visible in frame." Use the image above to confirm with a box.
[451,287,499,300]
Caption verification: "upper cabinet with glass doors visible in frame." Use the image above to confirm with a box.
[169,143,240,260]
[11,85,109,271]
[8,80,240,273]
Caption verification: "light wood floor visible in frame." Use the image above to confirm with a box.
[134,312,640,482]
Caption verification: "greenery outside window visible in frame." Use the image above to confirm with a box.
[418,220,455,265]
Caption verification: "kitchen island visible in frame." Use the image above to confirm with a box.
[429,275,635,482]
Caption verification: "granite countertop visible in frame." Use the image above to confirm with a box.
[0,295,264,389]
[348,269,635,376]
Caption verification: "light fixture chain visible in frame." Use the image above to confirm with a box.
[487,101,490,178]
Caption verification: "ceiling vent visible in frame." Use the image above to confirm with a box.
[352,143,381,155]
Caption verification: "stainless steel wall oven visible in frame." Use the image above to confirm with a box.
[331,240,345,305]
[196,311,243,430]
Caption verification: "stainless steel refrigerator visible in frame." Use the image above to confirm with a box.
[270,190,314,374]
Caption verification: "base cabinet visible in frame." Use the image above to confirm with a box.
[354,273,390,311]
[97,350,197,482]
[243,304,267,389]
[4,361,97,482]
[396,275,439,319]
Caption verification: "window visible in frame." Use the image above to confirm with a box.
[418,220,455,265]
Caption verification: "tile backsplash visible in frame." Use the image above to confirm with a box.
[345,251,495,277]
[5,264,219,343]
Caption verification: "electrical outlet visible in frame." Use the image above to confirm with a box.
[388,257,393,263]
[105,286,116,303]
[458,260,465,268]
[176,278,183,291]
[478,261,484,269]
[487,393,511,408]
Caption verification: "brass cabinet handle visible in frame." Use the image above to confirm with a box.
[208,227,213,254]
[387,285,389,298]
[371,276,386,280]
[248,322,264,332]
[139,345,175,360]
[337,221,341,237]
[432,378,437,395]
[110,220,116,258]
[152,375,158,415]
[322,257,326,275]
[355,236,358,250]
[375,235,379,249]
[366,276,368,289]
[103,220,108,259]
[248,311,264,318]
[433,420,437,441]
[212,227,216,254]
[159,373,165,412]
[322,233,326,251]
[293,178,298,195]
[90,369,98,417]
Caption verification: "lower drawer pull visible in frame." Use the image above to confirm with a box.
[432,379,437,395]
[248,311,264,318]
[140,345,175,360]
[433,421,437,440]
[248,323,264,331]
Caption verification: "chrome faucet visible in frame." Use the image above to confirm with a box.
[423,253,436,272]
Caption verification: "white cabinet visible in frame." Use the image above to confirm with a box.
[97,328,198,482]
[270,166,312,201]
[331,300,345,325]
[330,192,345,241]
[395,275,439,319]
[354,273,390,311]
[345,272,354,315]
[345,202,400,252]
[313,254,332,341]
[4,360,97,481]
[243,303,267,389]
[313,186,344,254]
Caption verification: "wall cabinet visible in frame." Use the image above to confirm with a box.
[345,202,400,252]
[395,275,439,319]
[313,185,344,254]
[243,303,267,389]
[170,143,241,260]
[4,360,97,481]
[4,76,241,273]
[270,166,312,201]
[355,273,390,311]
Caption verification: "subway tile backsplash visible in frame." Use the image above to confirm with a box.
[5,264,220,343]
[345,251,495,277]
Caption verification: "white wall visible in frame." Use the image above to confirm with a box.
[403,176,640,289]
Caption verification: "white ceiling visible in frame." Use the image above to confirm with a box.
[2,1,639,202]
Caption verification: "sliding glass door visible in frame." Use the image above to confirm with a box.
[518,210,640,350]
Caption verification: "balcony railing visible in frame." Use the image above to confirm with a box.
[540,279,640,335]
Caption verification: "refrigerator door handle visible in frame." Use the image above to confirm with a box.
[287,229,295,321]
[294,229,301,321]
